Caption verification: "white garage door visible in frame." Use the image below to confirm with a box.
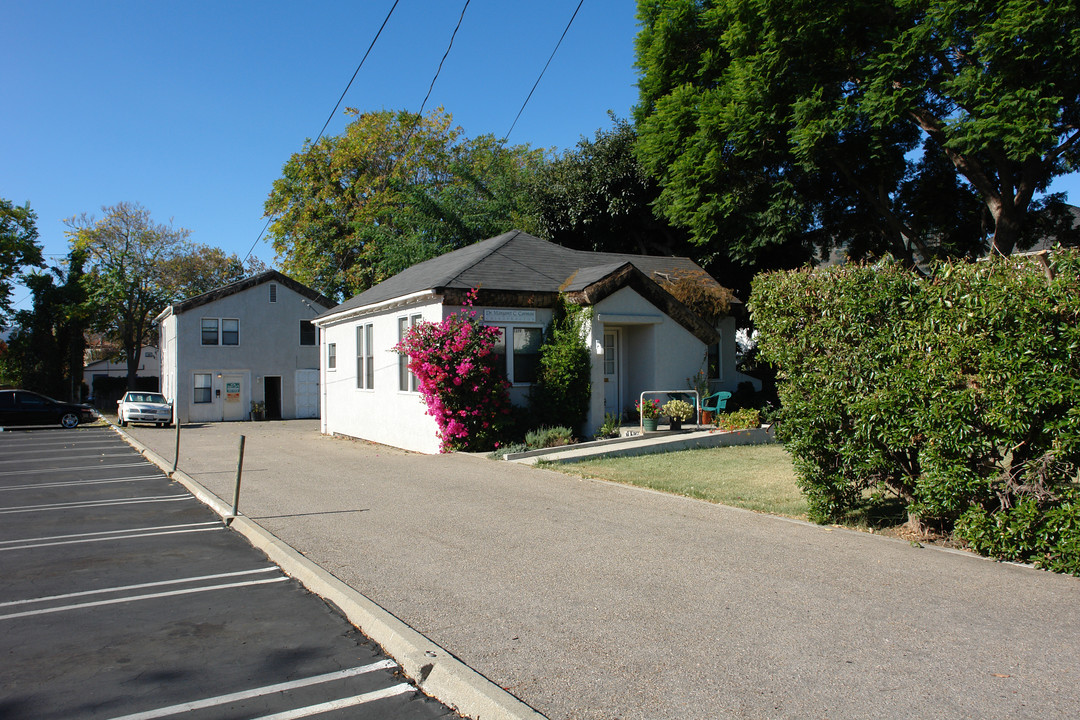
[295,369,319,419]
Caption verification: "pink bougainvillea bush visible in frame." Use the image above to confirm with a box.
[394,289,512,452]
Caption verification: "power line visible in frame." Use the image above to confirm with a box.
[315,0,401,144]
[418,0,470,116]
[505,0,584,140]
[243,0,402,264]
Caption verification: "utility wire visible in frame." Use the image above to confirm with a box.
[505,0,584,140]
[418,0,470,117]
[243,0,401,264]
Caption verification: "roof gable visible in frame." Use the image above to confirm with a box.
[321,231,722,319]
[157,270,334,321]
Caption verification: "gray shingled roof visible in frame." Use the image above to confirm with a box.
[320,230,717,318]
[156,270,334,321]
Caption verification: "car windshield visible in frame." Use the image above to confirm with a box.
[128,393,168,404]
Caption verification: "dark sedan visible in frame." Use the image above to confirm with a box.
[0,389,98,428]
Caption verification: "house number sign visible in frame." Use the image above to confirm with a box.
[484,309,536,323]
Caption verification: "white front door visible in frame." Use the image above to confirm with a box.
[223,374,245,421]
[295,369,319,419]
[603,329,621,418]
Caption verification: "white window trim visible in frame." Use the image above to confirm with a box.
[487,323,545,386]
[327,343,337,371]
[356,323,374,390]
[397,313,423,393]
[201,317,240,347]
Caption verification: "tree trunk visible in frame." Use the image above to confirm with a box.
[126,344,141,390]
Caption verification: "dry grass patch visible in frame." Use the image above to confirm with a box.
[556,444,808,519]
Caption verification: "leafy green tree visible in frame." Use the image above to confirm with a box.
[0,248,89,401]
[0,198,45,319]
[265,108,547,301]
[158,244,267,300]
[530,116,693,256]
[67,202,191,389]
[634,0,1080,266]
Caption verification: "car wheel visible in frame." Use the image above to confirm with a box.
[118,416,127,427]
[60,412,80,429]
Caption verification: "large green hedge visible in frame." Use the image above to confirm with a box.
[751,252,1080,574]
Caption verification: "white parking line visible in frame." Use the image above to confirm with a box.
[0,451,137,466]
[0,495,191,514]
[0,521,218,545]
[0,461,148,476]
[252,683,415,719]
[0,474,163,491]
[0,443,125,456]
[0,576,289,620]
[0,567,279,608]
[104,661,399,720]
[0,525,220,552]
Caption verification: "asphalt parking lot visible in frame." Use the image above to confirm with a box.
[0,425,457,720]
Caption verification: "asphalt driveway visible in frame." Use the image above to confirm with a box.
[119,419,1080,720]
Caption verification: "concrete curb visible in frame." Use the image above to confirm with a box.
[112,424,547,720]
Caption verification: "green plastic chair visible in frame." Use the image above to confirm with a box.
[701,391,732,414]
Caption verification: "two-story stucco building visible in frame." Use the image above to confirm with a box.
[155,271,333,423]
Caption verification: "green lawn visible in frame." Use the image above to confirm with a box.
[554,444,809,519]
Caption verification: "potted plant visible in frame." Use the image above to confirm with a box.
[251,401,266,421]
[636,398,661,432]
[661,399,694,431]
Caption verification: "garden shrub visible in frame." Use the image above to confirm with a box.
[529,297,591,434]
[750,251,1080,573]
[525,425,574,449]
[713,408,761,432]
[395,288,512,452]
[956,489,1080,576]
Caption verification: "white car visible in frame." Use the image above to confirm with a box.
[117,391,173,427]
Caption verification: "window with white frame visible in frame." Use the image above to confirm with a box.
[222,318,239,346]
[201,318,219,345]
[327,343,337,370]
[201,318,239,346]
[397,313,422,391]
[193,373,212,404]
[356,323,374,389]
[489,325,543,384]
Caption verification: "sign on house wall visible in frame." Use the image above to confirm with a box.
[484,309,537,323]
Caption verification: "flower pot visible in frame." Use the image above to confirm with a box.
[642,417,659,432]
[701,411,714,425]
[669,418,683,431]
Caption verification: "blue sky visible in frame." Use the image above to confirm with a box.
[4,1,1078,312]
[3,0,641,305]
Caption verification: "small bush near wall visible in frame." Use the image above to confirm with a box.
[713,408,761,432]
[751,252,1080,573]
[529,297,591,435]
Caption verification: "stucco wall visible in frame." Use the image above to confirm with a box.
[165,281,327,422]
[318,287,748,451]
[585,286,707,436]
[318,298,557,454]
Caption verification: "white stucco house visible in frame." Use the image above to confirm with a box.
[314,230,759,454]
[84,345,160,383]
[155,271,334,423]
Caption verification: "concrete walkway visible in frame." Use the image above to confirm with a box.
[119,420,1080,720]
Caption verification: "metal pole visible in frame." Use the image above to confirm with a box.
[171,411,181,474]
[226,435,246,525]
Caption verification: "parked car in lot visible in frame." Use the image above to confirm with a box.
[0,389,98,428]
[116,391,173,427]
